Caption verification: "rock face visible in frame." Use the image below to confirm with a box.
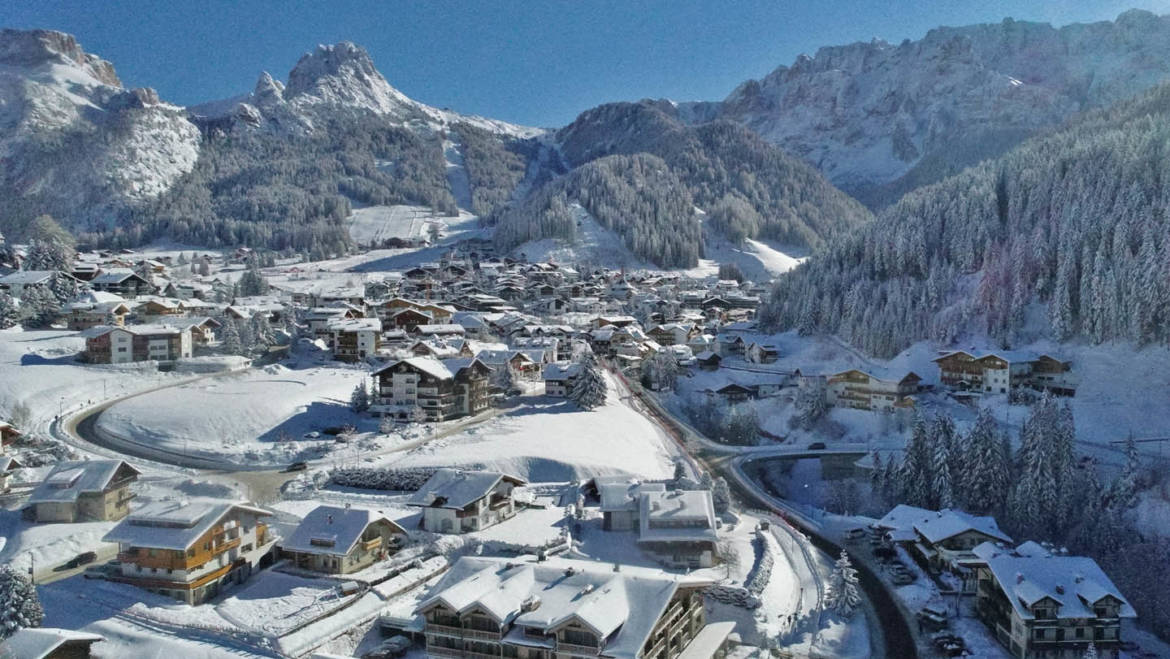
[696,10,1170,206]
[0,29,200,233]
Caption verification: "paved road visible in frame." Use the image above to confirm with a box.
[616,368,918,659]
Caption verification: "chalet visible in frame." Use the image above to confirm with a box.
[826,369,919,411]
[876,505,1012,573]
[305,307,358,339]
[66,294,132,330]
[410,339,473,359]
[0,270,64,297]
[387,307,433,332]
[1,421,21,450]
[593,315,637,329]
[933,350,1077,397]
[103,499,276,605]
[603,483,721,569]
[407,468,526,534]
[0,628,105,658]
[974,546,1135,659]
[81,324,192,366]
[136,297,187,318]
[712,382,755,403]
[716,334,745,356]
[280,505,406,574]
[475,349,540,379]
[163,316,221,346]
[326,317,382,362]
[543,362,583,397]
[71,261,102,281]
[27,460,140,523]
[89,269,154,298]
[745,342,780,364]
[415,556,714,659]
[371,357,492,422]
[0,456,22,493]
[694,350,722,371]
[648,323,696,347]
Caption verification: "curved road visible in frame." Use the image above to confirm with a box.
[615,369,919,659]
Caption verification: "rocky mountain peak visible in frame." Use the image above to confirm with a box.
[252,70,285,105]
[0,28,120,87]
[283,40,408,114]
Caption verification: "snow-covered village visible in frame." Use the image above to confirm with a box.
[4,4,1170,659]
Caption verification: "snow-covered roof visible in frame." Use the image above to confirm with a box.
[91,268,145,284]
[326,317,382,332]
[543,362,583,381]
[374,356,454,380]
[80,323,186,339]
[416,323,465,334]
[933,349,1045,364]
[0,270,55,285]
[407,468,525,510]
[983,553,1136,621]
[102,499,271,551]
[637,489,718,545]
[416,556,711,659]
[913,509,1011,545]
[280,505,404,557]
[0,628,104,659]
[28,460,139,504]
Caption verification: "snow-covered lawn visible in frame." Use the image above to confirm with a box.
[216,571,355,636]
[0,509,118,577]
[347,204,483,246]
[95,364,376,464]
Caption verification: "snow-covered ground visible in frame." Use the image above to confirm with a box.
[370,372,678,481]
[348,203,484,247]
[95,364,376,464]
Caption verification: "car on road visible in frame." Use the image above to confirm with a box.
[64,551,98,569]
[303,431,320,439]
[285,461,309,472]
[844,527,868,542]
[806,442,826,450]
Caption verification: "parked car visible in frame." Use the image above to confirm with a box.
[285,461,309,472]
[64,551,98,569]
[844,527,868,542]
[303,431,321,439]
[807,442,826,450]
[918,605,948,628]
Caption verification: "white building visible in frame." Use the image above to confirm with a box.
[543,362,583,397]
[407,469,526,534]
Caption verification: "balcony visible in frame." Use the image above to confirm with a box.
[427,623,463,638]
[424,645,463,658]
[210,537,241,556]
[360,537,382,552]
[462,627,502,641]
[557,641,601,655]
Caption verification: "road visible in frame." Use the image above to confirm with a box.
[613,367,919,659]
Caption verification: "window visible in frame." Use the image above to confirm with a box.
[117,347,127,353]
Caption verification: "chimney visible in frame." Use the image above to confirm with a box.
[1055,585,1065,595]
[327,514,333,525]
[344,502,351,509]
[1016,573,1024,585]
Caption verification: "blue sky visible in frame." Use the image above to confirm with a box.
[7,1,1170,127]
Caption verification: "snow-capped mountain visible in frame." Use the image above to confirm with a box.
[190,41,541,139]
[0,29,200,231]
[692,9,1170,206]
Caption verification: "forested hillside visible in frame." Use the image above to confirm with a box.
[555,101,872,250]
[493,154,702,268]
[760,83,1170,357]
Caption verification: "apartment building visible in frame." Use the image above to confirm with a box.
[371,357,491,422]
[81,324,192,366]
[406,468,526,534]
[826,369,920,411]
[933,350,1077,397]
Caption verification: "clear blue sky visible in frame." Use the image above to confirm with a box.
[7,1,1169,127]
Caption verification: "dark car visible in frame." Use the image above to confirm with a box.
[285,461,309,472]
[65,551,98,569]
[807,442,826,450]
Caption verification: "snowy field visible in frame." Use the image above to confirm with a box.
[348,204,484,246]
[95,364,375,464]
[371,372,679,481]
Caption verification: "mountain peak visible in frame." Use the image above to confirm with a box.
[0,28,120,87]
[252,70,284,105]
[282,40,413,116]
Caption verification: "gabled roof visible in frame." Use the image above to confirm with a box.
[416,556,709,659]
[407,468,526,510]
[638,489,718,545]
[28,460,140,504]
[91,268,149,285]
[0,270,56,285]
[374,356,454,380]
[542,362,583,381]
[280,505,405,557]
[913,509,1011,545]
[984,553,1136,621]
[102,499,271,551]
[0,628,104,659]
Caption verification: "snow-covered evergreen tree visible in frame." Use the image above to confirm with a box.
[724,404,760,446]
[1083,642,1098,659]
[641,350,679,391]
[19,286,59,327]
[251,314,275,349]
[931,414,956,509]
[712,477,732,514]
[899,412,933,507]
[789,378,828,430]
[0,292,17,330]
[962,407,1012,515]
[0,565,43,639]
[350,381,370,413]
[237,256,269,297]
[825,551,862,619]
[1008,394,1078,540]
[570,349,607,410]
[1106,434,1140,511]
[220,317,242,356]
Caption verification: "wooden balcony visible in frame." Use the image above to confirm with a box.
[427,623,463,638]
[557,641,600,655]
[424,645,463,658]
[360,537,382,552]
[461,627,502,641]
[210,537,241,556]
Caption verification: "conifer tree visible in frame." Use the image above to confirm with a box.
[570,349,607,410]
[350,381,370,413]
[825,551,862,619]
[0,565,43,639]
[962,408,1011,515]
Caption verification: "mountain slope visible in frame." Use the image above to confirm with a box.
[759,82,1170,357]
[0,29,200,237]
[695,9,1170,208]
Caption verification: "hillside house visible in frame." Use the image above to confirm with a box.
[89,269,154,298]
[27,460,140,523]
[745,342,780,364]
[326,317,382,362]
[103,499,275,605]
[826,369,920,411]
[407,468,526,534]
[415,556,714,659]
[543,362,583,397]
[876,505,1012,574]
[0,456,22,493]
[280,505,406,574]
[933,350,1077,397]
